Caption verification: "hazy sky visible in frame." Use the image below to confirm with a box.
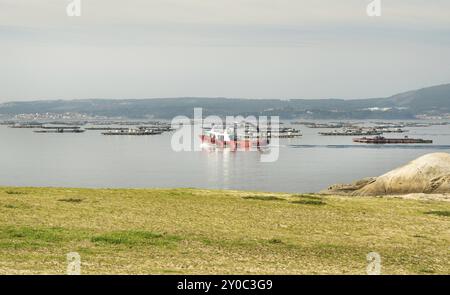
[1,0,450,101]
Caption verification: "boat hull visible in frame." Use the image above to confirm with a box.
[353,137,432,144]
[200,135,269,149]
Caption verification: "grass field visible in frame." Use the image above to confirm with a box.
[0,187,449,274]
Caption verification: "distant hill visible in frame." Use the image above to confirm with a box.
[0,84,449,119]
[388,84,450,112]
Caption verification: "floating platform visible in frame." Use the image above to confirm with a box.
[34,129,85,133]
[41,126,82,129]
[298,123,347,129]
[86,127,129,131]
[101,129,163,135]
[271,127,302,138]
[353,136,432,144]
[374,128,409,133]
[319,130,382,136]
[8,124,43,128]
[272,134,302,138]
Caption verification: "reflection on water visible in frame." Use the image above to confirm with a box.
[0,123,448,193]
[202,146,263,190]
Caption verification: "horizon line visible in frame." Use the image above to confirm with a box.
[1,82,449,104]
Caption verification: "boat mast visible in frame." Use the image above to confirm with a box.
[256,122,260,150]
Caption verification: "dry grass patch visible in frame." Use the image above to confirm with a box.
[0,187,449,274]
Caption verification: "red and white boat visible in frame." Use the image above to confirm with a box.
[200,124,270,150]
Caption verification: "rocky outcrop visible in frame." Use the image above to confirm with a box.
[323,153,450,196]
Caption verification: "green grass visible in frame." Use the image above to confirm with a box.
[290,194,327,205]
[5,191,26,195]
[267,238,284,244]
[57,198,84,203]
[91,231,181,247]
[242,195,285,201]
[0,187,449,274]
[292,194,323,200]
[0,226,86,250]
[424,210,450,217]
[291,199,326,206]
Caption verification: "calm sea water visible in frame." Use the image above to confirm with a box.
[0,122,449,193]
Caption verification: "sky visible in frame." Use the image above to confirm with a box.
[1,0,450,102]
